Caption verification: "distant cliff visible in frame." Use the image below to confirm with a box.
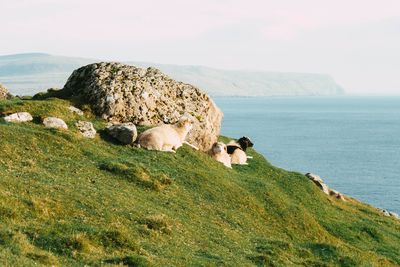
[133,63,344,96]
[0,53,344,96]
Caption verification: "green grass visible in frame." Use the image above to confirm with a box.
[0,98,399,266]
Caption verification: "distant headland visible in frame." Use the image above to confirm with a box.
[0,53,344,97]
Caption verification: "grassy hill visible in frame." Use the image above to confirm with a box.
[0,98,399,266]
[0,53,344,97]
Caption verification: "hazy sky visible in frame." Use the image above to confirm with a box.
[1,0,399,94]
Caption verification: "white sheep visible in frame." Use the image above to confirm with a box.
[209,142,232,168]
[227,136,254,165]
[137,116,198,152]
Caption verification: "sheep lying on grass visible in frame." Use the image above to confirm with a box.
[227,136,254,165]
[137,116,198,153]
[209,142,232,168]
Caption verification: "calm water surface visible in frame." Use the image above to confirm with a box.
[215,96,400,214]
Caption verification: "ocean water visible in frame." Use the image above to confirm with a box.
[214,96,400,214]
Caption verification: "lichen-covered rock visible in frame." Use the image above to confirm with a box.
[0,84,12,100]
[75,121,96,138]
[3,112,33,123]
[61,62,223,151]
[105,123,137,145]
[43,117,68,130]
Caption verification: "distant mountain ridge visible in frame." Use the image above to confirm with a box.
[0,53,345,96]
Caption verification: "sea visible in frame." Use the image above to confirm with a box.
[215,96,400,214]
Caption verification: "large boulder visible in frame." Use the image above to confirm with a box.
[0,84,12,100]
[60,62,223,151]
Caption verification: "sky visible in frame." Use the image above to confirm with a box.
[1,0,399,94]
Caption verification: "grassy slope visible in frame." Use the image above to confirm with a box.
[0,98,399,266]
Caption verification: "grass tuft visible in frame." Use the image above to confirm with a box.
[139,214,172,234]
[104,255,150,267]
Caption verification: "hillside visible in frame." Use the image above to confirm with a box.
[0,97,399,266]
[0,53,344,96]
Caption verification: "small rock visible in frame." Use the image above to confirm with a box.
[105,122,137,144]
[43,117,68,130]
[68,106,84,116]
[3,112,33,123]
[75,121,96,138]
[0,84,12,100]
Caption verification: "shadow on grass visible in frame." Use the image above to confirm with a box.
[103,255,149,267]
[305,243,357,267]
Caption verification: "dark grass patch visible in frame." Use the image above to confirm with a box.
[32,89,66,100]
[98,129,129,146]
[248,254,282,267]
[99,161,173,191]
[255,238,293,254]
[360,226,382,241]
[0,230,35,256]
[0,229,14,247]
[99,230,139,250]
[138,214,172,234]
[104,255,149,267]
[31,231,81,256]
[307,243,340,262]
[306,243,358,267]
[0,207,18,220]
[248,238,296,266]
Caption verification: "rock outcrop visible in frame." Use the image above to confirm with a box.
[61,62,223,151]
[76,121,96,138]
[306,173,346,201]
[0,84,12,100]
[105,123,137,145]
[43,117,68,130]
[306,173,330,195]
[3,112,33,123]
[378,208,399,220]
